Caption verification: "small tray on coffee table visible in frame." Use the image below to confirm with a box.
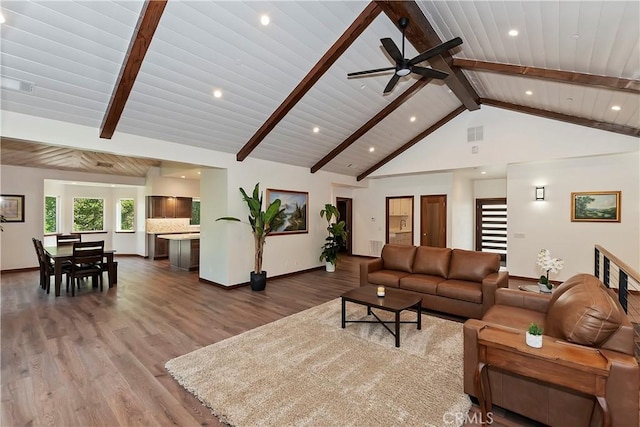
[340,286,422,348]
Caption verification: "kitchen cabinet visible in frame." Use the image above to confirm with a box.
[400,199,411,216]
[389,198,412,216]
[148,234,170,259]
[147,196,192,218]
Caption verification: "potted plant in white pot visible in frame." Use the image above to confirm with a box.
[536,249,564,293]
[319,204,347,272]
[526,322,543,348]
[217,183,284,291]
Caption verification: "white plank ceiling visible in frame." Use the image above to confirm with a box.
[1,1,638,178]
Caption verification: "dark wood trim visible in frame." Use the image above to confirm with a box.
[453,59,640,95]
[311,77,431,173]
[481,98,640,138]
[114,231,136,234]
[199,266,325,289]
[1,267,39,274]
[357,106,466,181]
[350,254,378,259]
[100,0,168,139]
[236,2,381,161]
[375,0,480,111]
[336,197,353,256]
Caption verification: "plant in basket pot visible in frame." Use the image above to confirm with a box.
[216,183,285,291]
[319,204,347,272]
[536,249,564,293]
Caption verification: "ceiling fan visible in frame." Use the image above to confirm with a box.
[347,17,463,94]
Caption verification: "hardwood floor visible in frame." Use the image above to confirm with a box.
[1,256,540,426]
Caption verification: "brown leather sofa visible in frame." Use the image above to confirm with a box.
[464,273,639,427]
[360,244,509,319]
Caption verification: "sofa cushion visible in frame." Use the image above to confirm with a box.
[381,244,417,273]
[399,274,444,295]
[448,249,500,282]
[367,270,409,288]
[545,274,623,346]
[437,280,482,304]
[412,246,451,278]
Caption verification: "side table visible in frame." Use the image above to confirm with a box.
[475,325,611,426]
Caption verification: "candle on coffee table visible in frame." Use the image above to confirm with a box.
[377,286,385,297]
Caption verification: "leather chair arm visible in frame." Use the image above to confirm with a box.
[600,349,640,427]
[360,258,383,287]
[495,288,551,313]
[463,319,484,396]
[481,271,509,315]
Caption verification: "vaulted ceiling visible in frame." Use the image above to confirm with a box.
[1,1,638,180]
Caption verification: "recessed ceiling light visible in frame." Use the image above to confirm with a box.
[410,116,416,122]
[197,171,201,175]
[0,13,5,24]
[508,29,519,37]
[611,105,621,111]
[572,33,580,39]
[313,127,319,133]
[213,89,222,98]
[260,14,270,26]
[181,176,185,179]
[369,147,375,153]
[480,171,487,175]
[111,184,116,187]
[525,90,533,96]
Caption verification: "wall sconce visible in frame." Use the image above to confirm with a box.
[535,186,545,201]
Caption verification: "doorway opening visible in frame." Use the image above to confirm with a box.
[385,196,414,245]
[336,197,352,255]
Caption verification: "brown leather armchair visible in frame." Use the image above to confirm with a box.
[464,274,638,426]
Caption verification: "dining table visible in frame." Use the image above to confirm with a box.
[44,245,117,297]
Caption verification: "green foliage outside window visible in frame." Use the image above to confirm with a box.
[73,198,104,232]
[44,196,57,233]
[119,199,134,231]
[191,200,200,225]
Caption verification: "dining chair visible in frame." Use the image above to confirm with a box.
[67,240,105,297]
[56,233,82,246]
[32,237,69,294]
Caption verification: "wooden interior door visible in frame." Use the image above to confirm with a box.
[420,195,446,247]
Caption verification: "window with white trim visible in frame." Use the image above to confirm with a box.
[117,198,134,231]
[73,197,105,232]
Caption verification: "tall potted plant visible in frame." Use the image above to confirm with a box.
[319,204,347,272]
[217,183,284,291]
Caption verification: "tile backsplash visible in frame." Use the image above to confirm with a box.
[146,218,199,234]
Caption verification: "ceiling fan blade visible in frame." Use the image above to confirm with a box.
[411,66,449,80]
[381,38,403,62]
[347,67,396,77]
[408,37,463,66]
[383,74,401,94]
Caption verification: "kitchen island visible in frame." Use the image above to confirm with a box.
[158,234,200,270]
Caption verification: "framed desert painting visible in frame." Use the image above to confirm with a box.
[571,191,621,222]
[266,189,308,235]
[0,194,25,222]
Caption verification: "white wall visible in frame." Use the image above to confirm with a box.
[507,152,639,280]
[1,165,145,270]
[474,179,507,199]
[351,172,454,256]
[372,105,639,177]
[451,172,474,250]
[146,172,200,198]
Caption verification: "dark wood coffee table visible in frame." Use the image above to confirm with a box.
[341,286,422,347]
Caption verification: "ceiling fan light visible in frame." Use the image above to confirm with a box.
[396,68,410,77]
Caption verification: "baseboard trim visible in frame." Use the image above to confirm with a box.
[199,265,325,290]
[349,254,377,259]
[1,266,39,274]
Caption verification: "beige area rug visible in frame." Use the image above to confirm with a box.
[165,299,471,427]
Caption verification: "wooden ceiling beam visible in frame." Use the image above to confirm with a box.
[375,0,480,111]
[481,98,640,138]
[454,59,640,94]
[357,106,466,181]
[310,77,431,173]
[100,0,168,139]
[236,2,382,162]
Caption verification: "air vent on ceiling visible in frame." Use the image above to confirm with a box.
[96,162,114,168]
[1,77,35,94]
[467,126,483,142]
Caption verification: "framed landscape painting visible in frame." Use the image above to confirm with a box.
[0,194,25,222]
[571,191,621,222]
[266,189,308,235]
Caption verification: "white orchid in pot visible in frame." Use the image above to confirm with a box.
[536,249,564,293]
